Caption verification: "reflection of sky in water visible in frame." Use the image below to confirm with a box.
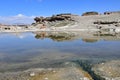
[0,32,120,71]
[0,32,120,60]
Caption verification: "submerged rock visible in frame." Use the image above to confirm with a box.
[29,62,93,80]
[93,60,120,80]
[30,72,35,77]
[0,62,93,80]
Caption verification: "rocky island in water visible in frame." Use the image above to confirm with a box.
[0,11,120,80]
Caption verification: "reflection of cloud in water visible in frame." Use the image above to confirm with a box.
[0,32,35,39]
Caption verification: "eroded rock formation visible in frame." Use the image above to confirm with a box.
[104,11,120,15]
[82,12,99,16]
[34,13,75,24]
[94,21,119,25]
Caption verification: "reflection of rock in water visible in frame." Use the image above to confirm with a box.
[93,31,116,36]
[82,38,98,43]
[34,32,77,42]
[48,33,75,42]
[93,60,120,80]
[93,31,120,41]
[35,32,46,39]
[34,31,120,42]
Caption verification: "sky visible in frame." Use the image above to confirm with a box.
[0,0,120,24]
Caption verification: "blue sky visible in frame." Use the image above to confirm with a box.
[0,0,120,24]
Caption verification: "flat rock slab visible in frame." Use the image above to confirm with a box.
[0,62,93,80]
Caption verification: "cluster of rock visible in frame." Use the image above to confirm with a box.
[82,11,99,16]
[32,13,77,28]
[82,11,120,16]
[0,25,30,32]
[34,13,75,24]
[94,21,120,27]
[94,21,119,25]
[33,11,120,24]
[93,20,120,32]
[104,11,120,15]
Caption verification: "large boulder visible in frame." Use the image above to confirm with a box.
[82,11,99,16]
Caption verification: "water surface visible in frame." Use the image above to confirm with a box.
[0,31,120,72]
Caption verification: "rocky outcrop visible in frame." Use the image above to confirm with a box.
[82,12,99,16]
[34,13,75,24]
[104,11,120,15]
[93,20,120,32]
[33,13,77,28]
[93,21,119,25]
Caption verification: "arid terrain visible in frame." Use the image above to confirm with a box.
[0,11,120,80]
[0,11,120,33]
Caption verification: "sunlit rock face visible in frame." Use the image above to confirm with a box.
[33,13,77,28]
[34,13,75,23]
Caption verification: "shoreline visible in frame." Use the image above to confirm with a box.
[0,13,120,33]
[0,28,100,33]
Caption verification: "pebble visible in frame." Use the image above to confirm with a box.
[53,70,56,73]
[44,77,48,80]
[83,77,89,80]
[101,63,105,65]
[30,72,35,77]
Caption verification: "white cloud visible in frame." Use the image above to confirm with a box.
[0,14,36,25]
[15,14,25,17]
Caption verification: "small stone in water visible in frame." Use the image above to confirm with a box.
[30,72,35,77]
[44,77,48,80]
[53,70,56,73]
